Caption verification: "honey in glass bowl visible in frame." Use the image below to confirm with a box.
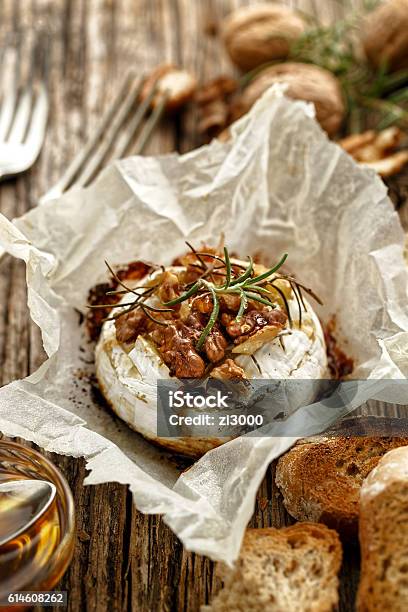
[0,441,75,610]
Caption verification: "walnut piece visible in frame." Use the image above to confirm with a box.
[231,63,345,137]
[195,76,238,139]
[362,0,408,72]
[338,127,408,177]
[222,308,287,347]
[115,309,146,344]
[210,359,246,380]
[158,271,180,303]
[221,3,305,71]
[140,64,197,112]
[159,322,205,378]
[204,328,228,363]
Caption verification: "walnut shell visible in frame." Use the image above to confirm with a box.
[232,63,345,136]
[362,0,408,71]
[140,64,197,111]
[221,3,305,71]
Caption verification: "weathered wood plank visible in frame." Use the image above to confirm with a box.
[0,1,407,611]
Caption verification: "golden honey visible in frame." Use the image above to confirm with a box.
[0,441,75,610]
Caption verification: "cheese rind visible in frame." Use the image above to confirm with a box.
[95,266,328,457]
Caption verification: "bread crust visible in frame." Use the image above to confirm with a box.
[357,446,408,611]
[206,523,342,612]
[275,436,408,538]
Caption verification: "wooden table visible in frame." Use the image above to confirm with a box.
[0,1,407,610]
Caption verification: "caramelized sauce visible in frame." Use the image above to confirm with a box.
[86,261,151,340]
[324,317,354,379]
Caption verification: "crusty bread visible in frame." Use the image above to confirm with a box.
[275,436,408,537]
[357,446,408,611]
[204,524,342,612]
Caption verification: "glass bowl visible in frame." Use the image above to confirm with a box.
[0,440,75,607]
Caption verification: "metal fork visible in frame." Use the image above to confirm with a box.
[0,69,167,261]
[41,71,168,203]
[0,36,49,180]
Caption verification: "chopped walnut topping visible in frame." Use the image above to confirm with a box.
[185,312,228,363]
[86,261,151,340]
[219,293,241,312]
[184,312,205,332]
[192,293,213,314]
[222,308,287,341]
[96,246,299,379]
[211,359,246,380]
[115,309,147,344]
[159,322,205,378]
[178,266,203,285]
[158,271,180,303]
[204,328,228,363]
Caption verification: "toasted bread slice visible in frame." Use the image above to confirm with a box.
[357,446,408,611]
[204,524,342,612]
[275,436,408,537]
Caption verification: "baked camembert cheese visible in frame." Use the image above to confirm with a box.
[92,244,327,457]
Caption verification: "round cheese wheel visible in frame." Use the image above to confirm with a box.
[95,265,327,458]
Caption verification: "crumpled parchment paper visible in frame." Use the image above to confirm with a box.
[0,88,408,564]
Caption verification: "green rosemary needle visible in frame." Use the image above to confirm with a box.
[92,247,320,353]
[196,286,220,350]
[223,247,232,289]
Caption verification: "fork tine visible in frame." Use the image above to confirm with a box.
[113,81,163,159]
[8,87,32,143]
[74,75,144,188]
[9,30,49,145]
[38,29,51,86]
[24,83,48,157]
[41,72,138,202]
[0,34,10,71]
[0,42,20,141]
[133,91,168,155]
[0,90,17,141]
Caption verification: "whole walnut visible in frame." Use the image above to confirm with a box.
[231,63,345,137]
[221,3,305,71]
[362,0,408,72]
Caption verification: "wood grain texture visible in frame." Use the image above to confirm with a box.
[0,1,406,611]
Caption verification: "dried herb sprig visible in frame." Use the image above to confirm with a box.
[87,260,173,323]
[290,3,408,133]
[89,245,322,352]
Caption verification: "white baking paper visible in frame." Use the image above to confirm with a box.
[0,88,408,564]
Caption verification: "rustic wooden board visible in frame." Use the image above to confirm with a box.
[0,1,406,611]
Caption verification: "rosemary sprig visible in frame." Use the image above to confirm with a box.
[230,257,254,285]
[91,246,321,352]
[289,6,408,133]
[236,289,248,320]
[161,250,288,348]
[247,253,288,284]
[223,247,232,289]
[196,285,220,350]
